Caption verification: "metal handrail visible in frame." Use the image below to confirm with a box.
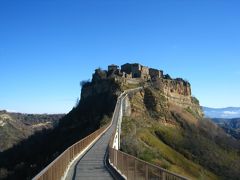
[33,122,111,180]
[108,147,188,180]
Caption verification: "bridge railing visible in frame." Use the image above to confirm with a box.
[109,147,188,180]
[33,122,110,180]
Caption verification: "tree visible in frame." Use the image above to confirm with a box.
[80,79,90,87]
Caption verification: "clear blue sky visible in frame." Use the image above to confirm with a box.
[0,0,240,113]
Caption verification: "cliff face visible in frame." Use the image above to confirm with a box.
[153,78,191,103]
[152,78,203,118]
[81,79,121,100]
[81,68,123,100]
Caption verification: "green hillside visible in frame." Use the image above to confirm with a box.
[120,87,240,180]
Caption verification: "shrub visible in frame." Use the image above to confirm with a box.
[80,80,91,87]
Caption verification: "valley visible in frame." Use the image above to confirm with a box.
[0,110,63,152]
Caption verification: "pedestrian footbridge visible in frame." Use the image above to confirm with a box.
[33,88,187,180]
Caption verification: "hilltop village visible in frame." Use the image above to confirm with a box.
[93,63,167,81]
[108,63,163,80]
[92,63,188,84]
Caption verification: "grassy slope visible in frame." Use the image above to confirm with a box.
[120,87,240,180]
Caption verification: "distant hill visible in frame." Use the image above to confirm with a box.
[0,110,63,152]
[202,107,240,139]
[203,107,240,119]
[211,118,240,140]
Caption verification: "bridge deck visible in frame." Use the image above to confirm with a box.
[66,100,121,180]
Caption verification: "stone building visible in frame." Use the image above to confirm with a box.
[108,64,119,72]
[121,63,150,79]
[109,63,164,80]
[92,68,107,82]
[131,63,142,78]
[121,63,132,74]
[149,68,163,79]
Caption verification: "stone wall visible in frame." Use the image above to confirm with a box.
[149,68,163,78]
[151,78,203,117]
[141,66,150,79]
[153,78,191,106]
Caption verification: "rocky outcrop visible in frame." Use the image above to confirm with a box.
[81,78,122,101]
[81,68,124,100]
[87,64,203,118]
[151,78,203,118]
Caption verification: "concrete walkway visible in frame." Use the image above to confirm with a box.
[65,99,121,180]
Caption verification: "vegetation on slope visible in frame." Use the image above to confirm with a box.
[121,87,240,180]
